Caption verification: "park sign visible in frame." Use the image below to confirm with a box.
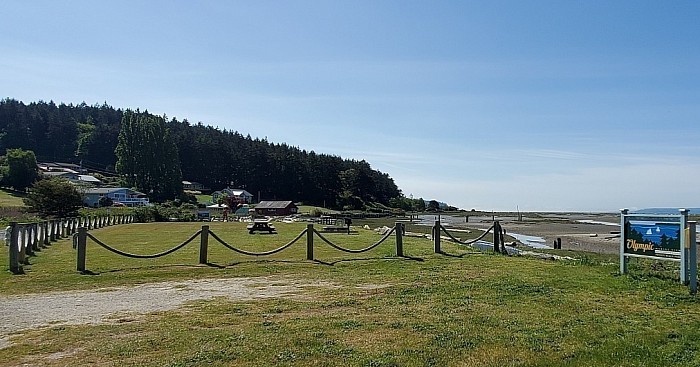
[624,218,682,259]
[620,209,697,294]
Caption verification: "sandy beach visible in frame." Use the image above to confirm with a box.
[448,213,622,254]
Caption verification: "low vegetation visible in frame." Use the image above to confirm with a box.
[1,221,699,366]
[0,188,25,207]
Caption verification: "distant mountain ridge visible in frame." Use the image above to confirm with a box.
[632,208,700,215]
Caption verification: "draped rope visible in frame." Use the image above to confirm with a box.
[209,229,307,256]
[85,230,201,259]
[313,227,395,253]
[439,224,494,246]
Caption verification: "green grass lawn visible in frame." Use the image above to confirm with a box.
[298,205,339,215]
[195,194,213,205]
[0,188,25,207]
[1,222,700,366]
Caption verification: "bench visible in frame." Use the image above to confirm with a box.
[247,221,276,234]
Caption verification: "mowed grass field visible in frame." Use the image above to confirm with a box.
[0,188,25,207]
[1,221,700,366]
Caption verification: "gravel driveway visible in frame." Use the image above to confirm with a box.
[0,276,327,349]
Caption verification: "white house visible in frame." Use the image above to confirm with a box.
[82,188,150,207]
[211,188,254,204]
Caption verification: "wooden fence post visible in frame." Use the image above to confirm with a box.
[434,220,441,253]
[8,222,21,274]
[42,221,49,246]
[48,221,53,244]
[199,225,209,264]
[23,225,34,257]
[18,225,28,264]
[493,221,501,253]
[395,222,404,257]
[31,224,39,252]
[77,227,87,272]
[60,219,65,237]
[306,224,314,260]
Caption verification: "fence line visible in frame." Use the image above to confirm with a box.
[8,214,134,274]
[72,222,408,273]
[208,228,307,257]
[313,227,396,254]
[438,223,494,245]
[12,219,509,274]
[86,231,201,259]
[433,220,507,254]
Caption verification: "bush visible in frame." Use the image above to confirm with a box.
[98,196,114,207]
[133,206,157,223]
[23,177,83,218]
[133,204,197,223]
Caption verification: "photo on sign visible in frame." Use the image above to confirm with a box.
[625,220,681,256]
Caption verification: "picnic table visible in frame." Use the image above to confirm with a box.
[247,220,276,234]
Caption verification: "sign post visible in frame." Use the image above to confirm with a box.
[620,208,697,294]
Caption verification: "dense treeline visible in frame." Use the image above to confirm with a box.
[0,98,402,208]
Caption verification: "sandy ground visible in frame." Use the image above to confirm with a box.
[450,213,622,254]
[0,276,340,350]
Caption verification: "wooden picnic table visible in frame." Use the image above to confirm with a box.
[247,220,276,234]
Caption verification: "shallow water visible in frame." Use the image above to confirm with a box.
[507,232,552,249]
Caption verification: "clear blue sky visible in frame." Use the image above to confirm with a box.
[2,1,699,211]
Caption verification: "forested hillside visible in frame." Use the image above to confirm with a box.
[0,98,401,208]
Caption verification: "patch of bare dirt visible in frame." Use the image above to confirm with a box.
[0,276,335,349]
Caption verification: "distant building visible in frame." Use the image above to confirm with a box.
[41,171,102,186]
[38,162,87,174]
[82,188,150,207]
[182,181,209,193]
[254,201,298,216]
[211,188,254,204]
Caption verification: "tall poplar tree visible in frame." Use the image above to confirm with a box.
[115,110,182,202]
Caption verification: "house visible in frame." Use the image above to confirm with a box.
[41,171,102,186]
[77,174,102,186]
[182,181,208,193]
[254,201,298,216]
[211,188,254,204]
[82,188,150,208]
[38,162,87,174]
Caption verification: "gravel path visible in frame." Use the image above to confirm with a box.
[0,276,329,349]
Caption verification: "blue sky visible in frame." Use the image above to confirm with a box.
[2,1,699,211]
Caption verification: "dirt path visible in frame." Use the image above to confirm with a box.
[0,276,330,349]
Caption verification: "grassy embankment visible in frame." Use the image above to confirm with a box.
[0,188,25,207]
[1,221,699,366]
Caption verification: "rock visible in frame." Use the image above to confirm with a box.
[375,226,392,235]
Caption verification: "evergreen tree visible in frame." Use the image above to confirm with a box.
[24,177,83,217]
[1,99,403,209]
[1,148,38,191]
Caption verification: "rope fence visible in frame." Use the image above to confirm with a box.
[7,214,134,274]
[313,226,396,254]
[208,227,308,257]
[85,230,201,259]
[10,218,512,274]
[73,222,410,272]
[433,220,508,254]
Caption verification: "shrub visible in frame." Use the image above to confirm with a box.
[23,177,83,218]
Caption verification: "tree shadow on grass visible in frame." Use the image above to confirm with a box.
[436,250,483,259]
[80,264,213,275]
[77,256,426,274]
[313,255,423,266]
